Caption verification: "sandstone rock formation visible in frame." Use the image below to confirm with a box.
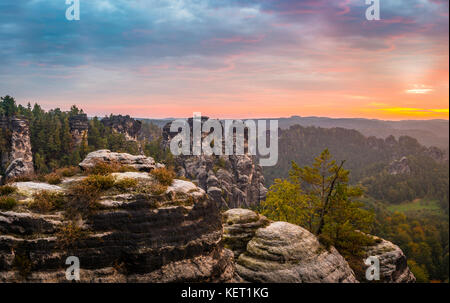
[388,157,411,175]
[79,149,158,172]
[162,118,267,209]
[222,208,269,258]
[362,236,416,283]
[235,221,358,283]
[222,209,415,283]
[0,153,237,282]
[0,117,34,181]
[69,114,89,147]
[101,115,142,142]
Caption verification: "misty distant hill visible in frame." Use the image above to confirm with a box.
[137,116,449,149]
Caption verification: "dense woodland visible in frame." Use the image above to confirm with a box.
[1,95,449,282]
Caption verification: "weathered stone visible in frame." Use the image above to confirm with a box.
[236,221,358,283]
[79,150,156,172]
[12,182,63,198]
[388,157,411,175]
[101,115,142,142]
[5,159,34,181]
[162,119,267,209]
[1,117,34,181]
[362,236,416,283]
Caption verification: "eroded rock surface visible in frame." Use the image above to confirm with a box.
[162,118,267,209]
[235,221,358,283]
[101,115,142,142]
[222,208,269,258]
[0,173,236,283]
[362,236,416,283]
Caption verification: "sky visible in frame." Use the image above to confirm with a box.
[0,0,448,119]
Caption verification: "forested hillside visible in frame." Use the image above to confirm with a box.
[262,125,449,282]
[0,96,158,175]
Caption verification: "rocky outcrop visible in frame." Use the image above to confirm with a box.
[222,209,415,283]
[236,221,358,283]
[387,157,411,175]
[79,149,159,172]
[101,115,142,142]
[362,236,416,283]
[0,154,236,282]
[69,114,89,147]
[162,118,267,209]
[0,117,34,181]
[222,208,269,258]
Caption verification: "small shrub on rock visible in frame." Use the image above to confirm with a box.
[29,191,65,213]
[55,166,80,177]
[150,167,176,186]
[0,185,17,196]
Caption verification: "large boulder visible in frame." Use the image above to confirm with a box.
[5,158,34,181]
[79,150,156,172]
[236,221,358,283]
[362,236,416,283]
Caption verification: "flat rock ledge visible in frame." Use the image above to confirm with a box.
[79,149,157,172]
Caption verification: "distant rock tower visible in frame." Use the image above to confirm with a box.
[0,116,34,181]
[69,114,89,147]
[101,115,142,142]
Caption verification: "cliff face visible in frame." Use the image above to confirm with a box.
[162,119,267,209]
[0,152,236,282]
[0,117,34,181]
[69,114,89,147]
[101,115,142,142]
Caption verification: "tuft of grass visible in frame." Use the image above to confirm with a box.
[0,185,17,196]
[114,177,138,191]
[44,173,62,185]
[29,191,65,213]
[150,167,176,186]
[0,196,17,210]
[55,166,80,177]
[82,174,116,190]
